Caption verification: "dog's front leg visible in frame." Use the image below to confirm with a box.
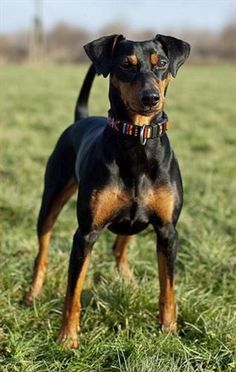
[58,228,99,349]
[155,223,178,333]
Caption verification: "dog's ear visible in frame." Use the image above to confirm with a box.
[84,34,125,77]
[155,34,190,77]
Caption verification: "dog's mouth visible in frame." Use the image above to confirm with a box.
[124,103,163,126]
[126,103,161,116]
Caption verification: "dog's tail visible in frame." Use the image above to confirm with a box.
[74,64,97,122]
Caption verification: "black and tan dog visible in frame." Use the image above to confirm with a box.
[25,34,190,348]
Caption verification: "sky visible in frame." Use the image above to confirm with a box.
[0,0,235,34]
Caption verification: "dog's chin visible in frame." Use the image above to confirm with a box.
[127,105,161,117]
[126,107,162,126]
[138,109,159,116]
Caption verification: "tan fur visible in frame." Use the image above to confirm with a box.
[130,113,156,126]
[91,185,130,228]
[113,235,133,279]
[150,53,159,65]
[144,185,175,224]
[128,54,138,65]
[25,178,77,303]
[157,252,176,332]
[58,253,91,349]
[156,73,172,99]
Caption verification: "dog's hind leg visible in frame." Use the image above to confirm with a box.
[25,128,77,303]
[112,235,133,280]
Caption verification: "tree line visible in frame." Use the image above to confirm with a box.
[0,22,235,64]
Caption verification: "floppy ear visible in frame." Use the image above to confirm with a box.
[84,34,125,77]
[155,34,190,77]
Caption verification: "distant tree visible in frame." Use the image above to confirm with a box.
[46,23,90,63]
[220,23,236,60]
[0,32,29,63]
[29,0,46,63]
[1,20,236,64]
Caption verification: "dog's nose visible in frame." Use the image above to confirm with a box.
[140,91,160,107]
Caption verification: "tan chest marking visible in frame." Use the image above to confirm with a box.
[144,185,175,224]
[91,186,130,227]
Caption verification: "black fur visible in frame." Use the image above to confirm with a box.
[25,34,190,348]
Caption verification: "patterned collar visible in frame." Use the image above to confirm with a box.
[107,112,169,145]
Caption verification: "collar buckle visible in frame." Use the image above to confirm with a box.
[140,126,147,145]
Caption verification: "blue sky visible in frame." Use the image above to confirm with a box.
[1,0,235,34]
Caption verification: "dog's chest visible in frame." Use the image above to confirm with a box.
[107,196,150,235]
[96,180,175,235]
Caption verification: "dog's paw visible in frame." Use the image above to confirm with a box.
[57,329,79,349]
[157,313,177,334]
[23,290,35,305]
[161,322,177,334]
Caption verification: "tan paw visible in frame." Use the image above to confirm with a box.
[23,290,35,305]
[57,329,79,349]
[161,321,177,334]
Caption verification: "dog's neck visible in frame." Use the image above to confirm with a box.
[106,86,167,179]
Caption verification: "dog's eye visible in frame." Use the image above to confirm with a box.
[157,60,167,68]
[121,61,134,69]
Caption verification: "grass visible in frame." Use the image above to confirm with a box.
[0,64,235,371]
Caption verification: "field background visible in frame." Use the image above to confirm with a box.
[0,65,235,372]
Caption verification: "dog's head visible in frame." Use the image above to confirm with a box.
[84,34,190,125]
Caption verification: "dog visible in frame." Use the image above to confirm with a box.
[25,34,190,348]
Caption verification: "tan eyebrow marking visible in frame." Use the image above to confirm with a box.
[127,55,138,65]
[150,53,159,65]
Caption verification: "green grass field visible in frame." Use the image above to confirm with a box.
[0,64,235,372]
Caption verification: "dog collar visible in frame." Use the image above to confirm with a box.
[107,112,169,145]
